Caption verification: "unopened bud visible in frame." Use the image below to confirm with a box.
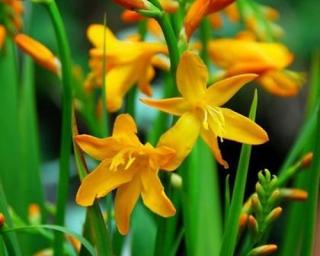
[248,215,259,236]
[28,204,41,225]
[113,0,148,10]
[280,188,308,201]
[170,173,182,188]
[66,235,81,252]
[267,189,281,206]
[15,34,61,76]
[265,207,282,225]
[300,152,313,168]
[239,214,249,233]
[251,194,263,215]
[0,213,5,228]
[242,198,252,214]
[248,244,277,256]
[255,182,265,198]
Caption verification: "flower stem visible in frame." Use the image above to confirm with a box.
[42,1,73,255]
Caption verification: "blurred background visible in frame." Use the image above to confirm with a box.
[23,0,320,247]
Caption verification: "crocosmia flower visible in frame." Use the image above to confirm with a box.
[142,51,268,169]
[208,38,304,96]
[85,24,168,112]
[75,114,176,235]
[184,0,235,39]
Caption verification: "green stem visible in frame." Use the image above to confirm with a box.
[219,91,258,256]
[41,1,73,255]
[199,18,211,66]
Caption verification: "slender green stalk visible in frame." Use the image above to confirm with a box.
[38,1,73,255]
[300,54,320,256]
[199,18,211,66]
[219,91,258,256]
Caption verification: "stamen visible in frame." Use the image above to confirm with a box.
[207,106,226,142]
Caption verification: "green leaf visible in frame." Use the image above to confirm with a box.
[131,202,157,256]
[182,139,222,256]
[219,90,258,256]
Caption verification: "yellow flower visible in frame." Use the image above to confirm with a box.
[142,51,268,169]
[184,0,235,39]
[85,24,168,112]
[15,34,61,75]
[75,114,176,235]
[208,38,304,97]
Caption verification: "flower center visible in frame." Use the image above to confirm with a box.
[203,106,226,142]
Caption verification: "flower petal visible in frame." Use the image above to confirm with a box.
[140,169,176,217]
[75,134,119,160]
[157,112,200,170]
[106,64,137,112]
[87,24,117,49]
[113,114,137,136]
[200,128,229,169]
[205,74,258,106]
[141,97,191,116]
[112,114,141,146]
[114,176,141,235]
[76,160,135,206]
[211,108,269,145]
[177,51,208,103]
[258,70,302,97]
[138,65,155,96]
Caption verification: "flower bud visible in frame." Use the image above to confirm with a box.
[15,34,61,75]
[113,0,148,10]
[0,25,6,49]
[300,152,313,168]
[251,193,263,215]
[248,215,259,236]
[265,207,282,225]
[239,213,248,233]
[170,173,183,188]
[28,204,41,225]
[248,244,277,256]
[280,188,308,201]
[0,213,5,228]
[255,182,265,198]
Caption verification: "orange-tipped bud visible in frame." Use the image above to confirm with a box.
[121,10,143,23]
[0,213,5,228]
[239,213,249,233]
[251,194,263,214]
[66,235,81,252]
[184,0,235,39]
[113,0,148,10]
[0,25,6,49]
[248,244,277,256]
[265,207,282,225]
[300,152,313,168]
[248,215,259,235]
[280,188,308,201]
[161,0,179,13]
[15,34,61,75]
[28,204,41,225]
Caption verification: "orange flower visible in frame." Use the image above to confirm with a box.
[15,34,61,75]
[0,26,6,49]
[208,38,304,96]
[76,114,176,234]
[85,24,168,112]
[184,0,235,39]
